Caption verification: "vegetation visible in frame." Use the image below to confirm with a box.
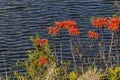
[1,0,120,80]
[100,67,120,80]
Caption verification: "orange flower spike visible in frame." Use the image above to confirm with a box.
[108,23,118,31]
[47,27,53,34]
[37,61,42,66]
[64,20,77,29]
[88,31,99,39]
[68,27,80,36]
[41,39,48,45]
[35,38,48,45]
[92,17,107,28]
[55,21,64,28]
[92,20,99,28]
[62,20,68,28]
[107,17,119,31]
[37,56,48,66]
[35,38,42,44]
[99,18,107,26]
[74,28,80,36]
[47,27,59,35]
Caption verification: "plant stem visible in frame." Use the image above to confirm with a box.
[116,5,120,66]
[101,28,107,68]
[60,31,63,63]
[108,31,114,67]
[60,31,67,79]
[115,30,119,66]
[117,28,120,66]
[52,36,58,61]
[99,42,102,69]
[98,28,102,69]
[70,36,78,74]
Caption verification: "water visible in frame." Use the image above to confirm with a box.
[0,0,119,75]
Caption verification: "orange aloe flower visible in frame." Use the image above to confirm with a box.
[37,56,48,66]
[68,27,80,36]
[41,39,48,45]
[47,20,80,36]
[88,31,99,39]
[35,38,42,44]
[47,27,59,35]
[92,17,107,28]
[107,17,120,31]
[55,21,64,28]
[35,38,48,45]
[63,20,77,29]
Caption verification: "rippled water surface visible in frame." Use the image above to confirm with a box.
[0,0,119,75]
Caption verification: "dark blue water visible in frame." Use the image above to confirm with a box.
[0,0,119,75]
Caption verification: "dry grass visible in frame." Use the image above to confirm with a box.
[44,63,57,80]
[77,67,101,80]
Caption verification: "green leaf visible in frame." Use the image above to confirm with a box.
[30,36,34,42]
[109,68,117,79]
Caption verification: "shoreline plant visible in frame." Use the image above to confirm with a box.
[0,1,119,80]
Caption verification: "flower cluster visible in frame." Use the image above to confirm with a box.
[89,17,120,39]
[91,17,107,28]
[35,38,48,49]
[91,17,120,31]
[47,27,59,35]
[37,56,48,66]
[107,17,120,31]
[88,31,99,39]
[68,27,80,36]
[47,20,80,36]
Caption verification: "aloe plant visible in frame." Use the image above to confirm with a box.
[100,67,120,80]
